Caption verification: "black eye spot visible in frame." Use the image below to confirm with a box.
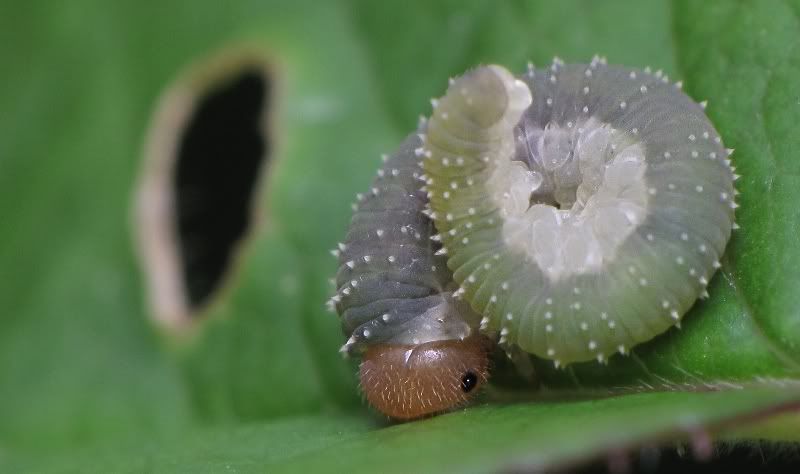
[461,371,478,393]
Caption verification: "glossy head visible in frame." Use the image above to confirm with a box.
[359,335,490,420]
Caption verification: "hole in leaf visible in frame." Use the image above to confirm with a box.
[174,69,269,309]
[136,50,274,330]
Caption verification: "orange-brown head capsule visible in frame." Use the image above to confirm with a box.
[359,335,490,420]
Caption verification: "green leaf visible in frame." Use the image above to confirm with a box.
[1,0,799,472]
[9,388,800,473]
[673,0,800,364]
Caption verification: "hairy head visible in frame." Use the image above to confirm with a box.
[359,335,490,420]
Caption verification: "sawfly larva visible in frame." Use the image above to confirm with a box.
[332,57,737,419]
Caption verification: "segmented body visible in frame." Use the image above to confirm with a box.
[334,134,481,353]
[421,61,736,365]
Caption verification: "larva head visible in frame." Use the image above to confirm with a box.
[359,335,490,420]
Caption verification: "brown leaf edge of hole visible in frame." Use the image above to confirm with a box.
[133,44,282,334]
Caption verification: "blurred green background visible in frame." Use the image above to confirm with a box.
[2,0,800,472]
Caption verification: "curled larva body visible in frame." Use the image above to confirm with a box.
[422,62,736,366]
[333,134,489,419]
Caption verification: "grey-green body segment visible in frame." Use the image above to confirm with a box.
[334,134,480,353]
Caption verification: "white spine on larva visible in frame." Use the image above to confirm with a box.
[333,134,482,354]
[422,63,736,365]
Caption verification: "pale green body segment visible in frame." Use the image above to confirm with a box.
[422,62,736,365]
